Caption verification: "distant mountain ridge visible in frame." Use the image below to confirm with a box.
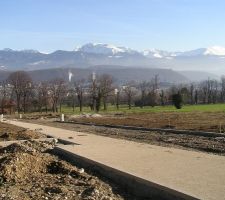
[143,46,225,58]
[3,43,225,58]
[1,43,225,75]
[75,43,225,58]
[75,43,138,55]
[0,67,188,84]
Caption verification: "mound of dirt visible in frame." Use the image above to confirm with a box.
[0,143,28,153]
[69,113,103,121]
[0,141,132,200]
[0,122,46,141]
[0,140,55,154]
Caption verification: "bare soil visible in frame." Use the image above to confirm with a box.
[70,112,225,133]
[26,119,225,156]
[0,122,46,141]
[9,111,225,132]
[0,140,138,200]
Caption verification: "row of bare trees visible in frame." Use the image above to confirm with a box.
[0,71,116,113]
[0,71,66,114]
[167,78,225,106]
[1,71,225,114]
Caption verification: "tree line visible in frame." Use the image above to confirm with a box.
[0,70,225,114]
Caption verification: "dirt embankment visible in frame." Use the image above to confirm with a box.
[0,122,46,141]
[0,140,137,200]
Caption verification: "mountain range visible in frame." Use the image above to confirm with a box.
[0,43,223,83]
[0,66,190,85]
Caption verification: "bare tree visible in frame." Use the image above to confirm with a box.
[7,71,32,113]
[202,79,219,104]
[159,90,166,106]
[147,75,159,107]
[98,74,114,111]
[0,81,7,114]
[194,89,198,104]
[88,73,97,111]
[220,76,225,102]
[124,83,137,109]
[74,79,86,112]
[22,82,33,113]
[88,73,114,112]
[212,80,219,104]
[0,82,14,114]
[200,81,208,104]
[138,81,149,108]
[189,84,194,104]
[36,82,50,113]
[49,79,66,112]
[68,87,76,112]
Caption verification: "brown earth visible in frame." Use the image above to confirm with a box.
[69,112,225,133]
[0,140,138,200]
[0,122,46,141]
[25,120,225,156]
[9,111,225,132]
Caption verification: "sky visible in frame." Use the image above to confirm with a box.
[0,0,225,53]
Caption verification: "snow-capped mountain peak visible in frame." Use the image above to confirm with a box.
[75,43,225,58]
[204,46,225,56]
[75,43,137,55]
[176,46,225,57]
[143,49,175,59]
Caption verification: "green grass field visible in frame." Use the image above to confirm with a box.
[61,103,225,114]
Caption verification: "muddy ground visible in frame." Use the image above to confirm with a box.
[0,140,139,200]
[0,122,46,141]
[24,119,225,156]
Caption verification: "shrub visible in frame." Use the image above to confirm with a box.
[172,93,183,109]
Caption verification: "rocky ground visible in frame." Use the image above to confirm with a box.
[0,140,138,200]
[0,122,46,141]
[25,119,225,156]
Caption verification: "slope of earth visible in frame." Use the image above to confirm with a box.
[0,140,137,200]
[0,122,46,141]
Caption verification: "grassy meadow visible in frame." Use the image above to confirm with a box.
[61,103,225,114]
